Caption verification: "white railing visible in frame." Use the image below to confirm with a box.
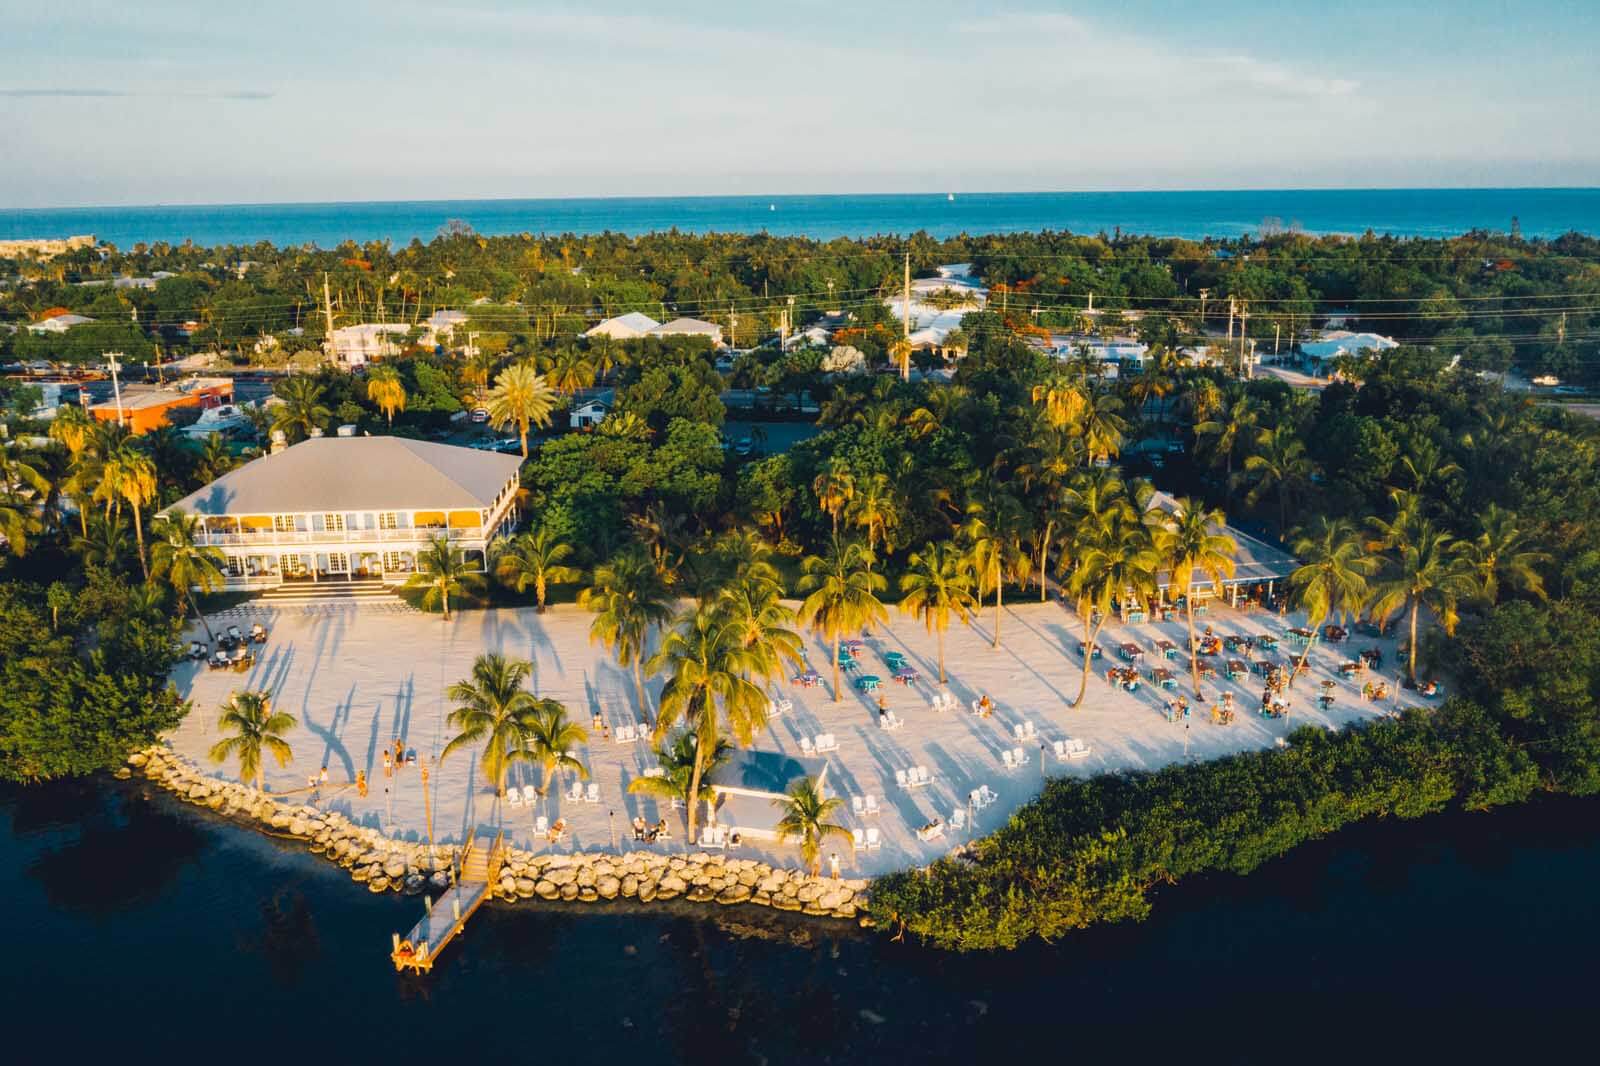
[197,526,489,548]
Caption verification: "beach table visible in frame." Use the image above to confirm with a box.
[855,674,882,692]
[883,651,907,671]
[892,666,918,685]
[1252,658,1278,677]
[1257,634,1280,652]
[1198,662,1217,681]
[1150,667,1177,689]
[841,639,865,658]
[1224,634,1252,653]
[1323,625,1349,643]
[793,669,822,687]
[1339,659,1363,677]
[1079,642,1102,660]
[1226,658,1249,681]
[837,651,859,672]
[1287,628,1314,646]
[1118,642,1143,662]
[1155,638,1177,660]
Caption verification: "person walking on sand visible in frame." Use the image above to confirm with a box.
[382,749,392,776]
[356,770,368,798]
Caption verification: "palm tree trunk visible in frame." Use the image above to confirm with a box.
[1074,614,1100,708]
[992,563,1002,649]
[685,747,705,848]
[1038,520,1053,602]
[1277,483,1288,535]
[1407,599,1420,683]
[831,632,842,703]
[1291,618,1320,689]
[519,425,529,459]
[132,507,148,580]
[633,658,647,718]
[187,589,217,647]
[937,625,946,683]
[1186,600,1201,699]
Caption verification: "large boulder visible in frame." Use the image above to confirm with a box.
[535,880,559,900]
[620,874,639,898]
[546,867,578,887]
[514,878,537,899]
[717,884,752,905]
[559,883,580,902]
[596,876,621,900]
[368,875,391,893]
[637,880,658,903]
[575,865,597,888]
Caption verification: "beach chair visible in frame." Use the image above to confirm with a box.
[226,624,244,644]
[866,827,882,850]
[968,788,985,809]
[1052,739,1069,760]
[522,784,538,804]
[951,808,967,831]
[1015,746,1030,767]
[535,815,549,834]
[1022,720,1037,740]
[914,766,932,787]
[864,794,880,816]
[614,725,632,744]
[895,769,911,790]
[1064,739,1091,759]
[585,782,600,804]
[250,623,268,644]
[800,737,816,756]
[981,784,998,806]
[888,711,904,731]
[566,780,583,802]
[916,820,944,842]
[852,795,866,815]
[815,733,838,753]
[506,788,522,807]
[701,827,726,850]
[852,827,867,850]
[642,766,665,778]
[1001,749,1018,771]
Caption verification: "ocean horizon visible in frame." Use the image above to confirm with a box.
[4,187,1599,249]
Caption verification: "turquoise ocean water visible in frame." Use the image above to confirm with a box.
[3,188,1599,247]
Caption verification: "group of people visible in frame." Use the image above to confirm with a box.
[1105,666,1141,691]
[380,738,415,776]
[631,815,669,843]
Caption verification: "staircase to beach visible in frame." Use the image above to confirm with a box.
[257,578,404,606]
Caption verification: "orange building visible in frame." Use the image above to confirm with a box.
[88,377,234,435]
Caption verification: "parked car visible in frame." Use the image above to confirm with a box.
[470,408,489,423]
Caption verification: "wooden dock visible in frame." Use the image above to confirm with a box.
[390,831,503,974]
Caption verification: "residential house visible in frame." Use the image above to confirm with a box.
[1300,331,1398,371]
[585,311,661,340]
[162,436,523,590]
[26,312,95,334]
[424,309,469,347]
[648,317,724,345]
[329,323,411,367]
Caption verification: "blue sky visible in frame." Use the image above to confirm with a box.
[2,0,1597,207]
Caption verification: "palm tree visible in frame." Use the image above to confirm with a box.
[1195,393,1257,477]
[98,441,158,580]
[898,540,979,684]
[151,508,228,646]
[1287,517,1379,684]
[1462,504,1548,605]
[646,602,769,846]
[1367,521,1479,684]
[773,776,851,875]
[1031,375,1087,432]
[271,377,331,442]
[440,653,542,804]
[1064,508,1159,707]
[889,336,913,381]
[812,459,855,536]
[524,699,589,818]
[365,363,407,426]
[485,361,557,458]
[628,732,731,834]
[580,546,673,712]
[961,493,1029,649]
[1155,498,1237,698]
[715,569,804,680]
[73,512,132,571]
[628,501,689,580]
[1078,389,1129,466]
[195,433,237,484]
[542,347,596,395]
[405,534,484,621]
[1239,424,1315,533]
[48,403,94,461]
[846,472,899,567]
[494,527,581,612]
[209,691,295,792]
[797,536,887,701]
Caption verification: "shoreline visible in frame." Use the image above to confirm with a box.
[122,745,872,924]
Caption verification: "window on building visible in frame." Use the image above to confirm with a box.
[322,514,345,532]
[327,552,348,573]
[273,515,295,532]
[378,512,400,530]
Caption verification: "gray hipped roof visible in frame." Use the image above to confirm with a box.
[167,436,522,516]
[706,749,827,798]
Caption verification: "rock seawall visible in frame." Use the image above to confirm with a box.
[123,746,871,924]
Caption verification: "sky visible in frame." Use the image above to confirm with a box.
[2,0,1598,208]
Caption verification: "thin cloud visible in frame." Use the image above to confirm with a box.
[0,87,273,100]
[0,88,132,97]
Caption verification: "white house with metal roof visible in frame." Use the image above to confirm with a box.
[585,311,661,340]
[162,436,522,590]
[648,316,724,345]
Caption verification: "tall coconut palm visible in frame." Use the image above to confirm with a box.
[1078,389,1129,466]
[646,602,769,846]
[580,545,673,712]
[773,776,851,875]
[846,472,900,568]
[271,376,331,442]
[209,691,295,792]
[961,493,1030,650]
[195,433,237,484]
[898,540,979,685]
[542,348,596,395]
[1031,375,1087,432]
[365,363,407,425]
[405,534,484,621]
[485,361,557,458]
[1014,427,1082,600]
[47,403,94,461]
[440,653,542,804]
[73,512,132,571]
[523,700,589,818]
[494,526,582,612]
[889,336,913,381]
[1461,504,1548,605]
[1155,498,1238,698]
[1195,393,1258,477]
[97,441,157,580]
[1288,516,1379,684]
[1064,509,1159,707]
[796,536,887,701]
[812,459,855,536]
[1367,521,1479,684]
[628,731,732,829]
[715,570,804,680]
[150,508,228,646]
[1239,424,1315,534]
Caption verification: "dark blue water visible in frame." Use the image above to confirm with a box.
[4,189,1598,248]
[5,778,1596,1061]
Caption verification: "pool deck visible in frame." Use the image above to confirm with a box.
[167,600,1424,877]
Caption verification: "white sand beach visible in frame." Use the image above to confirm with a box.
[167,599,1424,877]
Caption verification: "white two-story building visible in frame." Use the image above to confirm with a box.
[163,436,522,589]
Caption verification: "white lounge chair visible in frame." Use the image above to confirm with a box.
[585,782,600,804]
[1062,738,1091,759]
[535,815,549,834]
[852,827,867,849]
[864,794,880,816]
[950,808,967,831]
[613,725,632,744]
[1001,749,1018,770]
[643,766,666,778]
[852,795,866,815]
[980,785,998,806]
[912,766,931,787]
[700,827,726,850]
[566,780,583,802]
[895,769,911,790]
[865,827,882,850]
[800,737,816,756]
[1013,746,1029,767]
[506,788,523,806]
[815,733,838,753]
[522,784,538,804]
[1022,720,1037,740]
[767,698,793,717]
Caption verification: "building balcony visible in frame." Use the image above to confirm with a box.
[196,526,492,548]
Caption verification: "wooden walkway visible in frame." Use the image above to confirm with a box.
[390,832,503,974]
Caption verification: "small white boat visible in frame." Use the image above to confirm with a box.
[183,403,253,438]
[947,192,955,201]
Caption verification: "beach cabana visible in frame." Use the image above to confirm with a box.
[1147,491,1299,609]
[703,749,830,842]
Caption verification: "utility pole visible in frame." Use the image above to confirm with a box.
[786,295,796,349]
[1557,312,1567,345]
[323,272,336,362]
[107,351,126,428]
[1226,297,1236,344]
[902,251,911,342]
[826,278,835,312]
[1238,311,1251,379]
[1274,321,1281,358]
[1198,287,1210,329]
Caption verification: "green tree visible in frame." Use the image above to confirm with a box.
[773,776,852,875]
[627,731,732,830]
[1155,498,1238,698]
[524,699,589,818]
[150,508,228,646]
[97,440,158,580]
[812,458,855,537]
[1065,508,1158,707]
[1368,521,1480,683]
[486,361,557,458]
[208,691,295,792]
[580,546,673,712]
[271,376,331,442]
[1462,504,1548,606]
[405,534,484,621]
[1288,516,1379,683]
[797,536,887,700]
[440,652,542,803]
[366,363,407,425]
[1240,424,1315,534]
[961,492,1030,650]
